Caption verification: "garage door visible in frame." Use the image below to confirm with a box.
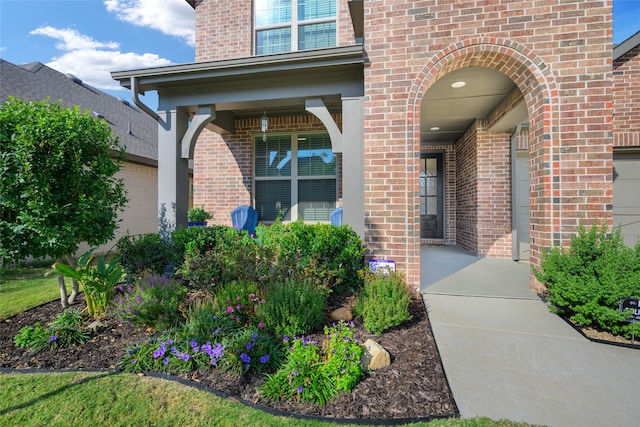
[613,152,640,247]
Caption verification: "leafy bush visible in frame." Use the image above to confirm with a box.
[115,233,173,279]
[258,279,326,339]
[169,226,204,269]
[112,275,187,330]
[14,309,90,353]
[255,221,366,294]
[181,226,258,291]
[355,272,412,335]
[534,221,640,338]
[260,322,363,405]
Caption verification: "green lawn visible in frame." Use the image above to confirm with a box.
[0,266,70,320]
[0,372,535,427]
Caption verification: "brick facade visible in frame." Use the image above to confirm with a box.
[613,44,640,147]
[192,0,618,291]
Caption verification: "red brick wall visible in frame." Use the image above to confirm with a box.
[193,115,342,226]
[194,0,253,61]
[455,125,477,254]
[613,45,640,148]
[476,127,512,257]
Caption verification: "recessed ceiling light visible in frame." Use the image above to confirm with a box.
[430,127,440,131]
[451,81,466,88]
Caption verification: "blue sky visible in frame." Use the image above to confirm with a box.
[1,0,639,110]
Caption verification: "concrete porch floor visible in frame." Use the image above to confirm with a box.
[420,246,639,427]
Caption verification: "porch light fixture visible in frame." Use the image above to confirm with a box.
[451,81,466,88]
[261,111,268,142]
[430,127,440,131]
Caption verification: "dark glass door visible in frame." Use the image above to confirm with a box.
[420,153,444,239]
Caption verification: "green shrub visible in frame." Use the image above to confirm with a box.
[111,275,187,330]
[258,278,327,339]
[355,272,412,335]
[260,321,363,405]
[169,226,204,269]
[115,233,173,279]
[14,309,90,353]
[534,221,640,338]
[13,322,49,353]
[181,226,258,291]
[255,220,366,294]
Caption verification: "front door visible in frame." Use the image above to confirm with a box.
[420,153,444,239]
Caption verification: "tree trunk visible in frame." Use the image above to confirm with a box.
[65,255,79,304]
[58,275,69,309]
[69,277,79,304]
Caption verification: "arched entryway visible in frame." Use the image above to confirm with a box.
[409,38,558,291]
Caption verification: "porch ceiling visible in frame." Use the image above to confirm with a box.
[421,67,525,145]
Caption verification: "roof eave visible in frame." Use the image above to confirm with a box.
[111,45,364,92]
[614,30,640,60]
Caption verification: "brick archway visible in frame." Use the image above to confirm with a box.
[409,38,560,290]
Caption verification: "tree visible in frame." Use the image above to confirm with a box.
[0,97,128,307]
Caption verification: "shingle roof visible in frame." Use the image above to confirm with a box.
[0,59,157,164]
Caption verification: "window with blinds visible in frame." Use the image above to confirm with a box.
[254,133,337,222]
[255,0,337,55]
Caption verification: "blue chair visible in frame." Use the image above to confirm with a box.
[330,206,343,226]
[231,205,258,235]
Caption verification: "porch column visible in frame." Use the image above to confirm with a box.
[157,108,190,235]
[342,96,365,238]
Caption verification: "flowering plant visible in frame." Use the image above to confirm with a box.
[260,322,364,405]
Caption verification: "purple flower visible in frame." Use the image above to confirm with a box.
[240,353,251,364]
[260,354,270,364]
[48,335,58,343]
[226,306,234,313]
[246,341,253,350]
[166,339,173,345]
[297,386,304,393]
[163,357,169,365]
[131,359,137,364]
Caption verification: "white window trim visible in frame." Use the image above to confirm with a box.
[253,132,338,223]
[254,0,338,54]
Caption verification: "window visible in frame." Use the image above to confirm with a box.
[255,0,337,55]
[254,134,337,222]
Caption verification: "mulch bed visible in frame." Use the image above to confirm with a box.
[0,293,458,422]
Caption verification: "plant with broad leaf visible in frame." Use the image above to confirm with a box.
[47,249,124,319]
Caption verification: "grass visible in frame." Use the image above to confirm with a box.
[0,372,535,427]
[0,265,71,320]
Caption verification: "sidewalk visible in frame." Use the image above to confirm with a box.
[421,246,640,427]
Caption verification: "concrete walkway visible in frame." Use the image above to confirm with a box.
[421,246,640,427]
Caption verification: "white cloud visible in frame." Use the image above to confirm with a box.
[46,49,172,91]
[30,27,119,51]
[104,0,195,47]
[31,26,173,91]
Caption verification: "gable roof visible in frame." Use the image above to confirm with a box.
[0,59,157,165]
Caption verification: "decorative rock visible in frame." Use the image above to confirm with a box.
[86,320,108,334]
[330,307,353,322]
[361,339,391,370]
